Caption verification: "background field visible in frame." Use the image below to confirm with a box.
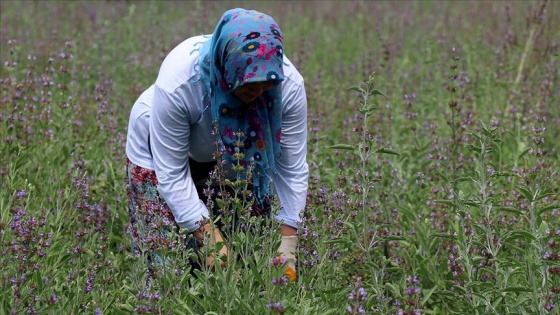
[1,1,559,314]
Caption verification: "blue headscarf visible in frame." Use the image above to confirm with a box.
[198,8,284,206]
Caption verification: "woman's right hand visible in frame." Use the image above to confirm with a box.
[193,223,230,269]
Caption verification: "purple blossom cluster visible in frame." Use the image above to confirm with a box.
[347,278,367,314]
[132,290,163,314]
[2,203,53,313]
[396,275,422,314]
[266,301,285,314]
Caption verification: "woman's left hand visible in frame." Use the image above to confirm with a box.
[194,223,230,269]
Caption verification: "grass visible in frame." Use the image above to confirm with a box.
[1,0,559,314]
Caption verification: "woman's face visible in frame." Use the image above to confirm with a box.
[232,81,274,104]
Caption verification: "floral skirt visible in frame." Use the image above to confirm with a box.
[126,158,200,276]
[125,157,272,278]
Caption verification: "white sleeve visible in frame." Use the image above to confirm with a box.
[149,84,209,232]
[274,81,309,229]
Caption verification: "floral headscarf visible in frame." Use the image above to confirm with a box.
[198,8,285,206]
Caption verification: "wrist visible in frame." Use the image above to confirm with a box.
[194,222,210,234]
[279,224,297,236]
[192,223,211,245]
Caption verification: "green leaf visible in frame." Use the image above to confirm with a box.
[450,176,474,183]
[421,286,438,306]
[248,258,264,285]
[466,144,482,154]
[329,144,355,151]
[376,147,400,156]
[503,230,537,243]
[465,281,494,291]
[516,186,533,202]
[500,286,531,293]
[216,198,225,209]
[432,290,455,296]
[371,89,388,98]
[538,221,549,235]
[538,204,559,216]
[238,298,259,315]
[102,294,118,313]
[364,102,380,112]
[320,287,348,295]
[491,296,504,308]
[463,201,478,207]
[435,200,454,206]
[359,103,379,115]
[432,232,456,240]
[115,303,134,312]
[348,86,363,93]
[534,190,554,202]
[518,148,530,159]
[385,283,402,299]
[497,206,523,216]
[323,237,351,245]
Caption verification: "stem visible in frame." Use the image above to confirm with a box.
[512,27,536,91]
[505,0,547,119]
[450,100,458,190]
[361,92,369,249]
[528,192,548,314]
[477,134,493,257]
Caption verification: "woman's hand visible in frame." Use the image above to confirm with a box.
[278,224,298,281]
[194,223,230,269]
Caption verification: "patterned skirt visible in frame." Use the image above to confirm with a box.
[125,158,200,277]
[125,157,272,278]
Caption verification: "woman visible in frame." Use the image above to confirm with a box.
[125,8,308,281]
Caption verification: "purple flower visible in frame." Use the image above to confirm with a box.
[406,275,420,284]
[347,279,367,314]
[270,256,287,267]
[405,286,421,295]
[266,301,285,314]
[271,276,288,286]
[149,292,161,302]
[16,189,26,199]
[347,305,365,314]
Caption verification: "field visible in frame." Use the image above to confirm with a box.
[1,1,559,314]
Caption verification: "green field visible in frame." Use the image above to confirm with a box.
[1,1,559,314]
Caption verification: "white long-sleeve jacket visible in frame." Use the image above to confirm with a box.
[125,35,308,232]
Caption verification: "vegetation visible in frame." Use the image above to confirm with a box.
[1,1,558,314]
